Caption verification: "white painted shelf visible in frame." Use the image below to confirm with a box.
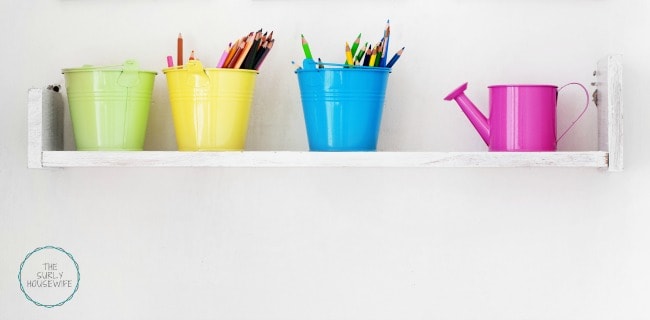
[37,151,607,168]
[27,55,623,170]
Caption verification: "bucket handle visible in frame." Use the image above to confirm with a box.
[294,59,391,73]
[116,60,140,88]
[185,60,211,87]
[556,82,590,143]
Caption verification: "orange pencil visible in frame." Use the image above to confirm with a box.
[222,38,241,68]
[189,50,195,60]
[233,32,255,69]
[177,33,183,66]
[227,41,246,68]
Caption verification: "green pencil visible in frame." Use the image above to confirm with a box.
[354,42,368,64]
[350,33,362,57]
[301,34,313,60]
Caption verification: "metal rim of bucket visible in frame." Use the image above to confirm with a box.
[162,67,259,75]
[62,60,157,75]
[295,61,391,74]
[62,67,157,75]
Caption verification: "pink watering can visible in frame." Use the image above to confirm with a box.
[444,82,590,151]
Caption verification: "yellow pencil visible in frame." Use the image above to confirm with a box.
[345,42,354,65]
[369,47,378,67]
[374,42,383,67]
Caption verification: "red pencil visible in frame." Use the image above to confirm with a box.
[227,41,246,68]
[177,33,183,66]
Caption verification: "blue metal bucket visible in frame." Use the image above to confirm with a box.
[296,61,390,151]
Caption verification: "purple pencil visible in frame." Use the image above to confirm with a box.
[216,43,231,68]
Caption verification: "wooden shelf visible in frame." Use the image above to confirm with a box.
[37,151,607,168]
[28,55,623,170]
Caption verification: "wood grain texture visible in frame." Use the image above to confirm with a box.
[28,87,64,168]
[596,55,623,171]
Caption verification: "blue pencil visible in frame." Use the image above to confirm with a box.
[380,19,390,67]
[386,47,404,68]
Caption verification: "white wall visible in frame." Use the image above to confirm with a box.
[1,0,649,319]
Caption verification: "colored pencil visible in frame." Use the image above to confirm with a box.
[260,31,268,46]
[216,45,230,68]
[301,34,313,60]
[345,42,354,65]
[350,33,362,57]
[233,32,255,69]
[374,42,383,67]
[254,39,274,70]
[253,41,268,66]
[354,42,368,64]
[368,46,378,67]
[386,46,404,68]
[243,29,263,69]
[380,20,390,67]
[222,39,241,68]
[227,41,246,68]
[295,20,400,69]
[177,33,183,66]
[363,45,372,66]
[174,29,274,71]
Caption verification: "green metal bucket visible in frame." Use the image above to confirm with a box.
[62,60,157,151]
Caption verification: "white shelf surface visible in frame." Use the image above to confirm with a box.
[39,151,609,168]
[28,55,622,170]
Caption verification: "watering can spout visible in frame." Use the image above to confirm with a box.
[444,82,490,146]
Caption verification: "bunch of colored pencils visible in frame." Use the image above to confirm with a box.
[168,30,274,70]
[301,20,404,69]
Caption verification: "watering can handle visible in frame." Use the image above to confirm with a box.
[556,82,590,143]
